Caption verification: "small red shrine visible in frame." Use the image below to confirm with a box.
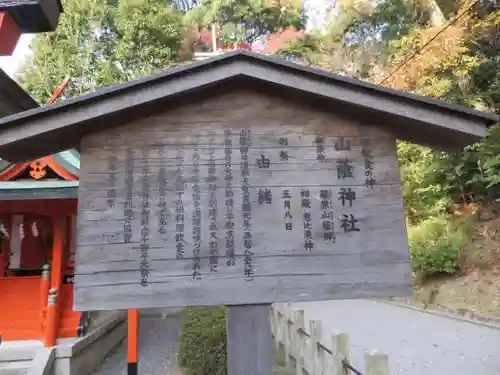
[0,149,84,345]
[0,0,83,348]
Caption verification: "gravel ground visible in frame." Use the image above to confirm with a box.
[292,299,500,375]
[92,309,183,375]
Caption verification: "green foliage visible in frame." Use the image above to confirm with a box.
[19,0,187,103]
[185,0,304,44]
[179,307,227,375]
[398,124,500,226]
[397,141,451,224]
[384,2,500,228]
[20,0,307,104]
[409,216,472,279]
[277,0,441,77]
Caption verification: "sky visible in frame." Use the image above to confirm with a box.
[0,34,33,80]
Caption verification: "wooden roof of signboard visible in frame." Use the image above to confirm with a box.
[0,68,37,117]
[0,50,497,163]
[0,68,79,200]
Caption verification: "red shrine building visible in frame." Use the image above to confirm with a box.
[0,0,87,346]
[0,3,127,375]
[0,149,82,343]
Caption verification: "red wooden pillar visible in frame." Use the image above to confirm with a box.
[0,11,21,56]
[39,264,51,337]
[44,216,65,347]
[0,240,2,278]
[127,310,139,375]
[0,216,5,278]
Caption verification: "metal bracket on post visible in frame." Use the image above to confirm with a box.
[227,304,273,375]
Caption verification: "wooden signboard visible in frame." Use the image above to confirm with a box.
[74,91,412,311]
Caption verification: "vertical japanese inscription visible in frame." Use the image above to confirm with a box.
[192,148,202,280]
[301,189,314,251]
[279,136,289,162]
[320,189,335,243]
[157,145,167,236]
[258,188,272,204]
[208,141,219,273]
[315,135,326,162]
[107,154,117,209]
[282,189,292,231]
[334,136,351,151]
[338,188,356,208]
[123,147,134,244]
[174,148,186,260]
[139,147,150,287]
[361,137,376,189]
[337,157,354,179]
[224,130,236,266]
[240,129,253,281]
[340,213,360,233]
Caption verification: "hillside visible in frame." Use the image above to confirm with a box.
[395,205,500,319]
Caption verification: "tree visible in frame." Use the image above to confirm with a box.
[18,0,188,103]
[278,0,422,77]
[278,0,500,224]
[278,0,374,74]
[184,0,305,45]
[419,0,446,26]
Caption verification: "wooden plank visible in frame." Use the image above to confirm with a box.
[74,90,413,311]
[0,198,77,216]
[0,186,77,200]
[227,304,273,375]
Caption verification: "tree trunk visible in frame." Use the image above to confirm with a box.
[419,0,446,27]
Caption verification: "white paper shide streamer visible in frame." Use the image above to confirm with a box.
[32,221,39,237]
[0,223,9,239]
[0,220,41,240]
[19,223,25,240]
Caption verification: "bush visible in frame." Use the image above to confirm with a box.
[409,216,472,279]
[179,307,227,375]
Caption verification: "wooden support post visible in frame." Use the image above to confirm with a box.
[127,309,139,375]
[292,309,305,375]
[40,264,50,335]
[44,288,58,347]
[310,320,322,375]
[40,264,51,309]
[0,217,5,278]
[331,332,349,375]
[365,350,389,375]
[50,217,65,289]
[227,304,273,375]
[45,217,65,346]
[283,305,292,368]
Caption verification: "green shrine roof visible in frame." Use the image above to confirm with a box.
[0,150,80,200]
[0,180,78,200]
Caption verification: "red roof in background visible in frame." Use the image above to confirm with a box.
[258,28,305,54]
[197,28,251,51]
[195,27,305,54]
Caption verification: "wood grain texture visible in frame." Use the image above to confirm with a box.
[74,89,413,311]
